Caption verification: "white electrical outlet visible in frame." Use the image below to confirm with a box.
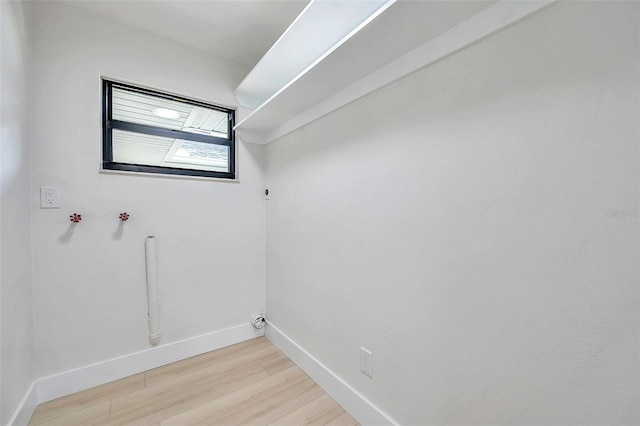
[40,187,60,208]
[360,347,373,378]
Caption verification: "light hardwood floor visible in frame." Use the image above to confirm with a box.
[28,337,358,426]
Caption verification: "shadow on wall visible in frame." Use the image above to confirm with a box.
[58,223,77,244]
[112,221,125,241]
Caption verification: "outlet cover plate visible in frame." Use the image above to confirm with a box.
[40,187,60,209]
[360,346,373,378]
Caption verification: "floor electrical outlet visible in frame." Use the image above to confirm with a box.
[360,346,373,378]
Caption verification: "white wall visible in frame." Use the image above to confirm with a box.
[265,2,639,425]
[0,0,34,423]
[30,2,266,378]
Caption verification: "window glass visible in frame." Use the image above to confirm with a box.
[103,80,235,179]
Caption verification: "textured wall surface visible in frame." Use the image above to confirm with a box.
[265,2,639,424]
[30,2,266,378]
[1,0,34,423]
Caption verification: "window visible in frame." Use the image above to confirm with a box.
[102,80,235,179]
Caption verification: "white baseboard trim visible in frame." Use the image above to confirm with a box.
[35,323,263,405]
[6,381,37,426]
[265,321,397,426]
[8,324,262,425]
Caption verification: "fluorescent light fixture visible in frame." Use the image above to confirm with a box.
[152,108,180,119]
[234,0,396,110]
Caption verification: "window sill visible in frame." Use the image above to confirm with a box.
[99,168,241,183]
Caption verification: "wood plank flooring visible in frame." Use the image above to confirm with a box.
[28,337,358,426]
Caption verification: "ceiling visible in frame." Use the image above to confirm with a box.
[64,0,309,68]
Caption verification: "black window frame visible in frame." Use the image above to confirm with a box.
[102,79,236,179]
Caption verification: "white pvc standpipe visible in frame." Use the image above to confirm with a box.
[145,236,161,346]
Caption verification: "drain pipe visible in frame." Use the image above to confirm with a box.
[145,236,161,346]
